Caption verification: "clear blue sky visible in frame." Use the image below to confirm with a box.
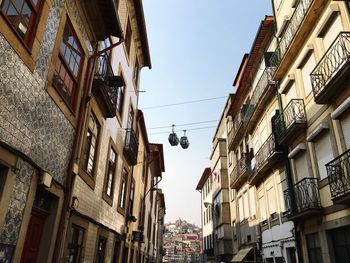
[138,0,273,226]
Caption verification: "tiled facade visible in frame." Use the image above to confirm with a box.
[0,0,165,263]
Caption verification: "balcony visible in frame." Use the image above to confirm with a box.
[327,149,350,203]
[92,55,123,118]
[270,0,324,80]
[82,0,122,40]
[310,32,350,104]
[230,154,249,189]
[274,99,307,145]
[284,178,321,220]
[245,67,276,133]
[249,134,282,185]
[227,112,244,150]
[123,128,139,166]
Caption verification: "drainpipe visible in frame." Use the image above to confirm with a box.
[345,1,350,20]
[52,37,123,263]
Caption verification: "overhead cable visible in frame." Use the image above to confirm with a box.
[141,96,227,110]
[148,125,217,135]
[147,120,219,130]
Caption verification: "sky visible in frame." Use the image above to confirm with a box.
[138,0,273,226]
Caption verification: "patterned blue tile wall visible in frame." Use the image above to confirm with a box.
[0,0,94,249]
[0,0,72,186]
[0,160,34,245]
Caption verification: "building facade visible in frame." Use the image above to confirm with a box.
[197,1,350,262]
[0,0,166,262]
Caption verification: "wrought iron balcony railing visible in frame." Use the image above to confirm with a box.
[274,99,306,144]
[255,134,279,171]
[284,177,321,215]
[92,55,123,118]
[310,32,350,103]
[326,149,350,200]
[227,112,243,149]
[250,67,276,106]
[270,0,313,67]
[244,67,276,126]
[123,128,139,166]
[230,154,248,188]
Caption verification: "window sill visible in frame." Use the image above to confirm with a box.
[117,206,126,216]
[78,168,96,190]
[102,192,113,206]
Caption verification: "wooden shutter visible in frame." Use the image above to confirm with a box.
[315,132,334,180]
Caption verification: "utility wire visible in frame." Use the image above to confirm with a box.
[147,120,219,130]
[142,96,227,110]
[148,125,217,135]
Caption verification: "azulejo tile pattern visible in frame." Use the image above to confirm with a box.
[35,0,64,79]
[0,0,74,186]
[0,159,34,245]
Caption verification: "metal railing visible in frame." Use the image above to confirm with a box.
[250,67,276,106]
[310,32,350,99]
[230,154,248,185]
[124,128,139,165]
[94,54,121,109]
[228,112,243,147]
[274,99,306,143]
[270,0,313,67]
[284,178,320,213]
[326,149,350,199]
[244,67,276,124]
[254,134,278,171]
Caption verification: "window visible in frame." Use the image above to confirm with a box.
[294,151,309,181]
[104,146,117,199]
[118,169,128,211]
[82,112,100,176]
[129,178,135,216]
[53,21,84,108]
[124,19,132,56]
[0,0,42,47]
[283,81,297,106]
[249,188,256,216]
[331,226,350,262]
[66,224,85,263]
[96,236,107,263]
[300,52,316,96]
[306,233,323,263]
[314,132,334,180]
[243,191,249,219]
[0,164,6,195]
[115,73,124,115]
[322,14,344,51]
[127,106,134,130]
[133,58,139,86]
[238,196,244,222]
[267,182,277,217]
[258,190,266,223]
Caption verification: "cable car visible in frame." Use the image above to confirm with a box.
[180,130,189,149]
[168,125,179,146]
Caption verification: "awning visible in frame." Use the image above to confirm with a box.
[231,246,254,262]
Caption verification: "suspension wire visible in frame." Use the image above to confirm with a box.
[148,125,217,135]
[141,96,227,110]
[147,119,219,130]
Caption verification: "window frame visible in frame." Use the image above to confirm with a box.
[0,0,44,49]
[66,224,85,263]
[117,168,129,215]
[52,18,85,111]
[102,139,118,206]
[124,18,132,59]
[79,110,102,189]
